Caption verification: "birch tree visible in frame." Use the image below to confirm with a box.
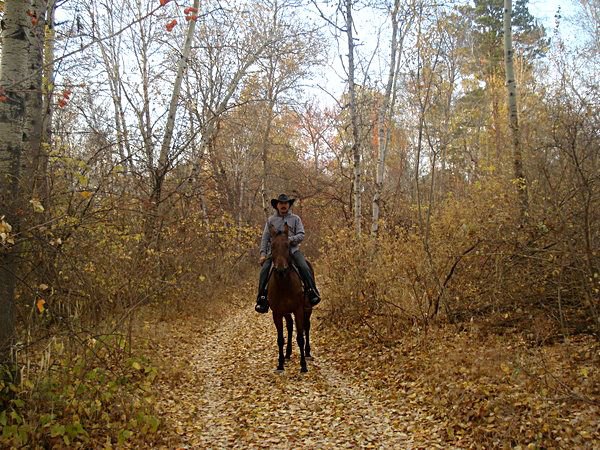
[503,0,529,221]
[146,0,202,245]
[185,23,269,215]
[84,0,202,245]
[22,0,47,200]
[371,0,413,237]
[89,1,133,174]
[345,0,362,235]
[0,0,30,365]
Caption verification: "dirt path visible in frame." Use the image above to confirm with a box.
[151,297,443,449]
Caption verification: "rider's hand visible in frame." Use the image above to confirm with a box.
[259,255,267,266]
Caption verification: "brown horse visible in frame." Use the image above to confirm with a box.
[267,223,313,373]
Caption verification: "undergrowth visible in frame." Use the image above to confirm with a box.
[0,332,160,448]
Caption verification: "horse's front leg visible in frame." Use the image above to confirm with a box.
[273,313,285,371]
[294,310,307,373]
[284,314,293,360]
[304,309,312,359]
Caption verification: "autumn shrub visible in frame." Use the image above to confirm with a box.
[158,212,257,313]
[0,334,160,448]
[320,169,598,337]
[8,159,258,445]
[18,188,257,331]
[320,225,431,335]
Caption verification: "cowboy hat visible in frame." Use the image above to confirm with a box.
[271,193,296,209]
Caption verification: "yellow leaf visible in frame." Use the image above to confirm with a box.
[30,199,45,213]
[76,173,89,186]
[198,275,206,282]
[36,299,46,313]
[80,191,93,199]
[39,283,49,291]
[0,217,12,233]
[132,361,142,370]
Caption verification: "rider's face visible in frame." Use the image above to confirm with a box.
[277,201,290,215]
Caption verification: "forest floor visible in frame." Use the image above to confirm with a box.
[135,282,599,449]
[139,282,447,449]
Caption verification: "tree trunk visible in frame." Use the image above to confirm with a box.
[98,34,132,173]
[260,98,276,219]
[39,0,57,206]
[503,0,529,222]
[0,0,30,365]
[146,0,200,246]
[346,0,361,236]
[372,0,407,237]
[22,0,47,200]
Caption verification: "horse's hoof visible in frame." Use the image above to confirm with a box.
[305,355,313,360]
[276,368,284,373]
[300,367,308,373]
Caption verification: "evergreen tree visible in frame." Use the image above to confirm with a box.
[470,0,549,79]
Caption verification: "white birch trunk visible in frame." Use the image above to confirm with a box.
[372,0,407,237]
[158,0,200,180]
[23,0,47,199]
[260,86,276,219]
[346,0,361,236]
[503,0,529,221]
[97,34,132,173]
[0,0,30,364]
[145,0,200,244]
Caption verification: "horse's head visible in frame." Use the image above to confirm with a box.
[270,223,291,275]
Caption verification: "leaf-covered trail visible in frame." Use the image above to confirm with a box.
[150,299,443,448]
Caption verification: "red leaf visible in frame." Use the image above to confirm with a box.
[0,96,8,103]
[159,0,170,5]
[184,7,198,14]
[166,19,177,31]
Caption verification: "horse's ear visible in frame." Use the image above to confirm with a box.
[269,224,277,237]
[283,222,289,235]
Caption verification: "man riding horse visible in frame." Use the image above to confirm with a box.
[255,194,321,313]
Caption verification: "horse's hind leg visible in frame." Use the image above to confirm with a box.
[284,314,293,360]
[273,314,285,371]
[304,310,312,359]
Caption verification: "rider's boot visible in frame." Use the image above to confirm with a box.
[306,287,321,306]
[255,258,271,314]
[255,292,269,313]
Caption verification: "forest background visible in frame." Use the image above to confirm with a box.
[0,0,598,447]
